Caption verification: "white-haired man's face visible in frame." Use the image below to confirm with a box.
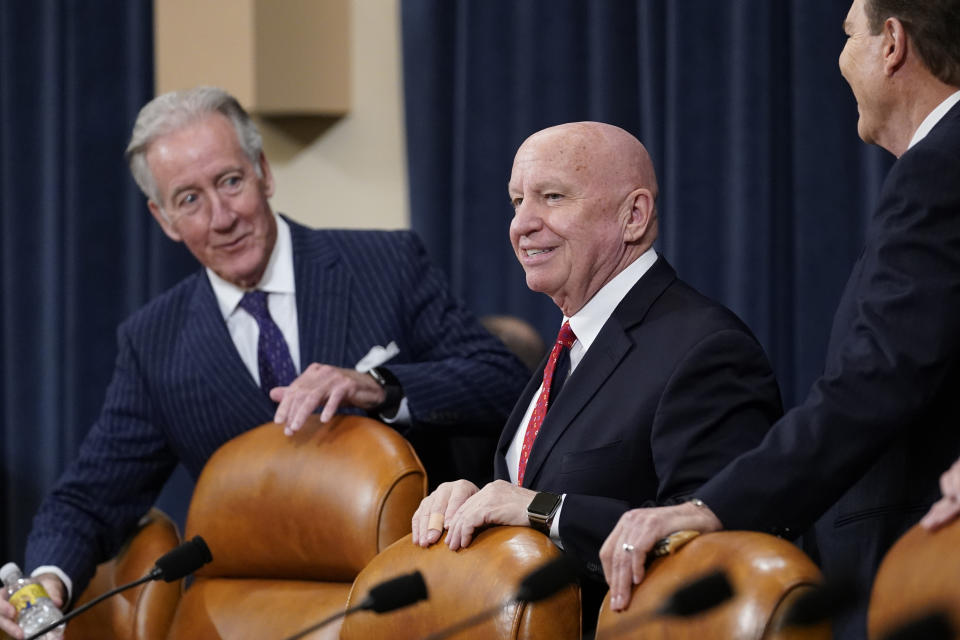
[146,113,277,289]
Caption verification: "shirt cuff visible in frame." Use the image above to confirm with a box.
[549,494,567,549]
[31,565,72,604]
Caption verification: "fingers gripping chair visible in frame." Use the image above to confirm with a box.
[594,531,828,640]
[339,526,581,640]
[65,508,182,640]
[163,415,426,640]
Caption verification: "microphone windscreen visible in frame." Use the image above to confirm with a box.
[881,612,955,640]
[514,555,579,603]
[364,571,428,613]
[657,570,733,617]
[154,536,213,582]
[779,579,860,627]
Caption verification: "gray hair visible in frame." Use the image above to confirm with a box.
[125,86,263,205]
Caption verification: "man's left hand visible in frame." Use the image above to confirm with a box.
[599,502,723,612]
[921,456,960,530]
[444,480,537,551]
[270,363,386,434]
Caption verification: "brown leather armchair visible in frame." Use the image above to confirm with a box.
[339,527,581,640]
[594,531,828,640]
[867,517,960,639]
[65,508,182,640]
[162,415,426,640]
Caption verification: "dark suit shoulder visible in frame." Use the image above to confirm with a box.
[118,270,206,338]
[619,264,760,345]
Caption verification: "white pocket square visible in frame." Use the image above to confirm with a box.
[355,341,400,373]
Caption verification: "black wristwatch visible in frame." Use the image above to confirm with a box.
[367,366,403,417]
[527,491,562,534]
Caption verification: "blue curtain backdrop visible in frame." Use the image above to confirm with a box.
[401,0,894,408]
[0,1,196,565]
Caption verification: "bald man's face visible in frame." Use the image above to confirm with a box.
[508,128,634,316]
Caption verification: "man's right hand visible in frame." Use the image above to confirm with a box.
[1,572,65,639]
[410,480,480,547]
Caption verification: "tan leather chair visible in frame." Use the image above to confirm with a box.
[594,531,827,640]
[163,415,426,640]
[65,508,182,640]
[339,527,581,640]
[868,518,960,639]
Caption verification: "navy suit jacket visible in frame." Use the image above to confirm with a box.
[494,256,783,619]
[25,220,529,593]
[699,101,960,639]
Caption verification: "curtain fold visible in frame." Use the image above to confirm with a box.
[0,0,195,564]
[401,0,893,407]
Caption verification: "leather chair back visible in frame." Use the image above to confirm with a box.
[339,527,581,640]
[163,416,426,640]
[595,531,827,640]
[65,508,182,640]
[867,518,960,639]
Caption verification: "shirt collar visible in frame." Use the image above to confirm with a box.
[564,246,658,351]
[207,213,296,320]
[908,90,960,150]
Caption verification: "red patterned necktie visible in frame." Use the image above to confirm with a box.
[517,321,577,485]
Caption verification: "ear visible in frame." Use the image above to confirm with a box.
[622,188,655,243]
[882,17,908,75]
[258,152,275,198]
[148,200,183,242]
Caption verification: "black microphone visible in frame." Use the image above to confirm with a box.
[24,536,214,640]
[880,611,955,640]
[422,555,580,640]
[149,536,213,582]
[282,571,429,640]
[777,578,861,628]
[597,569,736,639]
[360,570,430,613]
[656,569,734,617]
[515,555,580,603]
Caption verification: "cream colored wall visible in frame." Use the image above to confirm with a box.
[260,0,409,230]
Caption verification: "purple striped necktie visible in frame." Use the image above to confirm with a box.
[238,290,297,394]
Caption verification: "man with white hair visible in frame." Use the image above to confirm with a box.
[0,86,528,637]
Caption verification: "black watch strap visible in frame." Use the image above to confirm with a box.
[367,366,403,417]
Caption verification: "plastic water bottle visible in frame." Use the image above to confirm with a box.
[0,562,65,639]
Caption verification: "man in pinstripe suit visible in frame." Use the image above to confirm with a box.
[0,87,527,634]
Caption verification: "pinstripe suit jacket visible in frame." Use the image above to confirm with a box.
[24,219,528,594]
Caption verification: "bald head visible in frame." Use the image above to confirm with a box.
[518,122,658,203]
[508,122,659,316]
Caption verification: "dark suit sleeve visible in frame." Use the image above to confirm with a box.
[559,328,781,572]
[24,325,178,595]
[698,140,960,536]
[379,232,529,430]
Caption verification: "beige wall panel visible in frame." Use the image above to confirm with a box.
[264,0,409,230]
[154,0,256,104]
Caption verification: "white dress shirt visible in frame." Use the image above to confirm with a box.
[207,214,301,381]
[907,90,960,150]
[506,247,659,542]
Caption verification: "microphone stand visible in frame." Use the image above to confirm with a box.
[23,569,161,640]
[282,602,372,640]
[421,597,516,640]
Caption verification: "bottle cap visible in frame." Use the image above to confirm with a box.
[0,562,22,584]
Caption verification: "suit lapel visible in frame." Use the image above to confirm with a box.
[288,219,351,368]
[520,256,678,488]
[183,272,274,417]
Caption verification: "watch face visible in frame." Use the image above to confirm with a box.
[529,492,561,516]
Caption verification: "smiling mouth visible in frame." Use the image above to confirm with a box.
[525,248,553,257]
[217,234,249,250]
